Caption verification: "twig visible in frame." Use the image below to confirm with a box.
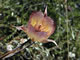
[0,39,35,60]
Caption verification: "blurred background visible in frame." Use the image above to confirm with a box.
[0,0,80,60]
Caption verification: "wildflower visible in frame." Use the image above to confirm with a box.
[16,7,58,47]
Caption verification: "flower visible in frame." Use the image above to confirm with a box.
[16,7,58,47]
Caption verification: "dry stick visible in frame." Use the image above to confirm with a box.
[0,40,35,60]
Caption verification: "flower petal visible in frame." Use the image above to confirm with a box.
[26,25,48,42]
[44,6,47,17]
[29,11,44,27]
[41,39,59,48]
[15,26,27,33]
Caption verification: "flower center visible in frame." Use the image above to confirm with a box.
[30,18,50,33]
[35,24,41,32]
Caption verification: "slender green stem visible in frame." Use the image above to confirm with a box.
[64,0,69,60]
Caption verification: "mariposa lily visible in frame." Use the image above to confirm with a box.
[16,7,58,47]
